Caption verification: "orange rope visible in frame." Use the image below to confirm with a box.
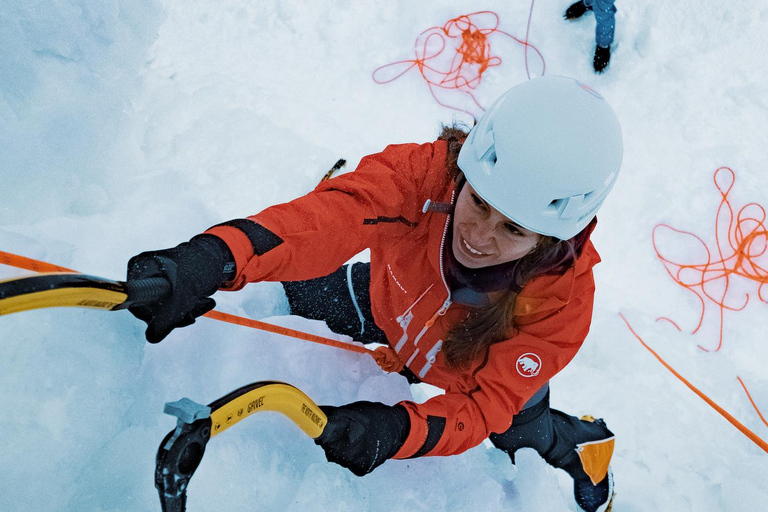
[652,167,768,352]
[620,313,768,454]
[0,251,75,273]
[737,377,768,430]
[372,10,545,117]
[646,167,768,446]
[0,250,403,373]
[205,310,402,372]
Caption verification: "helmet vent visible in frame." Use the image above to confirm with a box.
[545,198,565,215]
[480,148,497,176]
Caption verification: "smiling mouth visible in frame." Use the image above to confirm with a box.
[462,238,488,256]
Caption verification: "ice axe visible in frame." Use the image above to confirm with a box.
[155,381,327,512]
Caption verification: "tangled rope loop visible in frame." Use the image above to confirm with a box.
[446,14,499,83]
[653,167,768,352]
[372,10,545,117]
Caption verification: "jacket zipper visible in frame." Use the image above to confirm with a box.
[436,190,455,315]
[408,190,455,371]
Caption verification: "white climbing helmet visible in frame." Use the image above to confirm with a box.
[457,75,623,240]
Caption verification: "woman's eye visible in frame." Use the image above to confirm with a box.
[505,224,523,236]
[471,194,487,210]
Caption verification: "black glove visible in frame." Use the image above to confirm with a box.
[315,401,410,476]
[126,235,234,343]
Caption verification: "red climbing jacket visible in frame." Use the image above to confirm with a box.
[206,140,601,459]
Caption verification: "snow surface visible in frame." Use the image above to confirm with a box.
[1,1,767,510]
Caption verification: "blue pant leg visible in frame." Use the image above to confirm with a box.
[583,0,617,48]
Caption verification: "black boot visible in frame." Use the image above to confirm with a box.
[575,468,614,512]
[565,1,592,20]
[572,416,615,511]
[593,45,611,73]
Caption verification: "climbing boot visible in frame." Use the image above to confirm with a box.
[565,1,592,20]
[575,467,614,512]
[593,46,611,73]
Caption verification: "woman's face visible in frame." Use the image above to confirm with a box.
[452,184,542,268]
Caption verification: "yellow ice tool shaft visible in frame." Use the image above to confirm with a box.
[206,381,327,439]
[0,273,170,316]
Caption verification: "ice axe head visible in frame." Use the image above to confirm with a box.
[155,399,213,512]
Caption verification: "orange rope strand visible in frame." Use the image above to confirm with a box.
[652,167,768,352]
[737,377,768,430]
[0,250,403,373]
[372,10,545,117]
[620,313,768,454]
[0,251,75,273]
[205,310,402,372]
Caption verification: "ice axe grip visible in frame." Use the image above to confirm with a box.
[121,277,172,308]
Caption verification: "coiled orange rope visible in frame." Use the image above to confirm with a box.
[652,167,768,352]
[372,9,545,117]
[0,250,403,373]
[621,166,768,452]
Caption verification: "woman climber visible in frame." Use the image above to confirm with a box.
[127,75,623,512]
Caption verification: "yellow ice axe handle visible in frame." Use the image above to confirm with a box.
[206,381,326,439]
[0,272,171,316]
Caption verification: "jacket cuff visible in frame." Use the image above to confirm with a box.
[392,402,428,459]
[392,401,449,459]
[203,226,254,290]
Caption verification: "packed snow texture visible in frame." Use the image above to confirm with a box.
[1,1,767,510]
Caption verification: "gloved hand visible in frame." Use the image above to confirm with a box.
[315,401,410,476]
[126,235,234,343]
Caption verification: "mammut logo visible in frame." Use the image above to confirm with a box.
[516,353,541,377]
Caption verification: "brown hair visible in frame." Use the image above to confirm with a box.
[437,124,579,369]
